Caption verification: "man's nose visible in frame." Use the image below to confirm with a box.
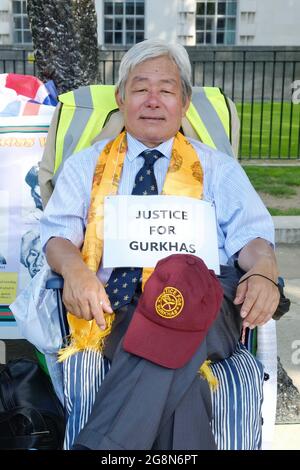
[145,92,160,108]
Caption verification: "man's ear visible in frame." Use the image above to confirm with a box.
[115,89,124,111]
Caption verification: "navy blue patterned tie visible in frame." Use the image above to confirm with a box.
[105,149,164,310]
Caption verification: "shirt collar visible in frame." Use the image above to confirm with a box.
[126,133,174,162]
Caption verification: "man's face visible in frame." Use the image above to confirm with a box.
[116,56,190,147]
[26,238,44,277]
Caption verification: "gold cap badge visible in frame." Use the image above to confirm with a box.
[155,287,184,319]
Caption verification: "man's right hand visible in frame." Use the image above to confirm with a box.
[62,266,113,330]
[45,237,113,330]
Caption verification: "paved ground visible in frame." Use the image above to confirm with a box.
[272,243,300,450]
[275,244,300,392]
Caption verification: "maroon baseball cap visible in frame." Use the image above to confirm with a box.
[123,254,223,369]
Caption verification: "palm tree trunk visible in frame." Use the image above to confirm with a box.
[27,0,99,93]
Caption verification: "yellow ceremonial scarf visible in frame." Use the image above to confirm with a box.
[58,131,204,361]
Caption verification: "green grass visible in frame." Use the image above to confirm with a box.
[268,207,300,216]
[243,166,300,196]
[243,166,300,215]
[236,102,300,159]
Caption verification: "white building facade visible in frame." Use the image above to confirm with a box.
[97,0,300,47]
[0,0,31,45]
[0,0,300,47]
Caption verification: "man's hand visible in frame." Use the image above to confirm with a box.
[62,266,113,330]
[45,237,113,330]
[234,239,280,329]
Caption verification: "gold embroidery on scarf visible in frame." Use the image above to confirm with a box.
[112,163,123,186]
[191,161,203,183]
[104,141,113,155]
[168,148,183,173]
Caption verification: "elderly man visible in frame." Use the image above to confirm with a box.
[40,39,280,449]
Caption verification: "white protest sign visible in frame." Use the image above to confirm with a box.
[103,195,220,274]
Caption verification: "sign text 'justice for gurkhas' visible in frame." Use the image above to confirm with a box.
[103,195,220,274]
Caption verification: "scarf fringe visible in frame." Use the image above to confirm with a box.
[57,313,115,362]
[198,360,218,391]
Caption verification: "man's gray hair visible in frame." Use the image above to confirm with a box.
[116,39,192,104]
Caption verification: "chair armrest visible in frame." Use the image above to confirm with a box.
[45,272,64,290]
[45,272,69,338]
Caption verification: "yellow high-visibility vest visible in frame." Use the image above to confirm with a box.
[54,84,233,178]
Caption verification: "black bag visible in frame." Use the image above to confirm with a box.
[0,359,65,449]
[272,277,291,320]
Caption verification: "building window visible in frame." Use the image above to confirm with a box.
[0,34,10,45]
[104,0,144,46]
[240,35,254,45]
[241,11,255,24]
[13,0,32,44]
[196,1,236,45]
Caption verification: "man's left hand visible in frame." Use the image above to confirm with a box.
[234,256,280,328]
